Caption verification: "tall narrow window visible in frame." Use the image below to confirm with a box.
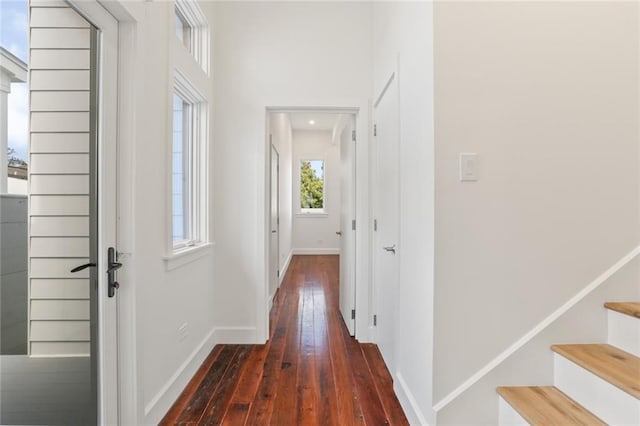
[300,159,325,213]
[171,74,208,252]
[172,94,190,243]
[174,0,210,74]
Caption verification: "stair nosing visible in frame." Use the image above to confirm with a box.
[604,302,640,319]
[551,343,640,400]
[497,385,606,425]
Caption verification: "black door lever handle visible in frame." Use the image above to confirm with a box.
[70,263,96,273]
[107,262,122,274]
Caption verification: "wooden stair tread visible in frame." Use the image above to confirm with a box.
[551,344,640,399]
[497,386,605,425]
[604,302,640,319]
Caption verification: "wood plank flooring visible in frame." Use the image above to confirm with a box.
[160,255,408,426]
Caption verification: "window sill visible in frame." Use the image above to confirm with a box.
[296,212,329,218]
[164,242,214,271]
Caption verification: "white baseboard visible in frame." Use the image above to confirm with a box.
[395,372,431,426]
[143,325,218,421]
[292,248,340,255]
[279,250,293,286]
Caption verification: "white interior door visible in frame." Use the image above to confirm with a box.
[339,116,356,335]
[70,2,120,424]
[373,73,400,372]
[269,143,280,303]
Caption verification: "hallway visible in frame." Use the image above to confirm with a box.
[160,255,408,425]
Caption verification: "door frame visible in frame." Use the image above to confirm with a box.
[66,1,137,424]
[262,103,371,343]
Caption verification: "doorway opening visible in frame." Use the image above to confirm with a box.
[265,109,358,337]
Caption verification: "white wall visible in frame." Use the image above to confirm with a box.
[292,129,341,254]
[269,113,293,282]
[1,195,28,354]
[212,1,373,340]
[371,2,435,424]
[433,0,640,417]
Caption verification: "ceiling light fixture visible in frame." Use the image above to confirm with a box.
[309,120,315,125]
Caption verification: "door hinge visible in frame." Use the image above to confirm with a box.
[374,219,378,231]
[373,124,377,136]
[352,129,356,141]
[351,309,356,320]
[373,314,377,326]
[277,269,280,277]
[352,219,356,231]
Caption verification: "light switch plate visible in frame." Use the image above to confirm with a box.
[459,153,478,182]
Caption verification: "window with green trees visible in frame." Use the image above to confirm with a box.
[300,159,324,211]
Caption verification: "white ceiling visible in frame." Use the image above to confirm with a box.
[288,112,342,131]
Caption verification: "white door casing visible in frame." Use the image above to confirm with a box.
[339,116,357,335]
[373,72,400,373]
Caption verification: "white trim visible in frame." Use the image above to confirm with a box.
[395,372,431,426]
[293,248,340,255]
[296,212,329,218]
[163,242,214,271]
[143,325,217,420]
[433,243,640,412]
[279,250,293,286]
[174,0,210,75]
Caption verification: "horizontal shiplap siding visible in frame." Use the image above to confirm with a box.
[29,3,92,357]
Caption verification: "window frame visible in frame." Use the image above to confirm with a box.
[174,0,210,75]
[169,71,209,256]
[298,158,327,215]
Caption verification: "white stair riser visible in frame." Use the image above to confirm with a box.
[554,354,640,425]
[498,397,529,425]
[608,310,640,357]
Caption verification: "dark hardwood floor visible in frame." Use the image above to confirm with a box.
[160,255,408,425]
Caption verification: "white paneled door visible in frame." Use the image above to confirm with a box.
[270,143,280,304]
[339,116,357,335]
[373,72,400,373]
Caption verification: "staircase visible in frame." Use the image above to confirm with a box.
[497,302,640,425]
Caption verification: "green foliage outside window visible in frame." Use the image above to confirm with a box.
[300,160,324,209]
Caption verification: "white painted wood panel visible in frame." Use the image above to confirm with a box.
[30,259,90,279]
[30,342,90,357]
[30,154,89,174]
[31,92,90,112]
[30,175,89,195]
[31,112,89,132]
[30,8,89,28]
[30,195,89,216]
[30,28,90,49]
[30,49,90,70]
[608,310,640,357]
[31,279,90,299]
[31,70,90,91]
[30,321,90,341]
[498,397,528,425]
[29,3,93,357]
[31,133,89,153]
[31,217,89,237]
[30,237,89,258]
[31,300,89,320]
